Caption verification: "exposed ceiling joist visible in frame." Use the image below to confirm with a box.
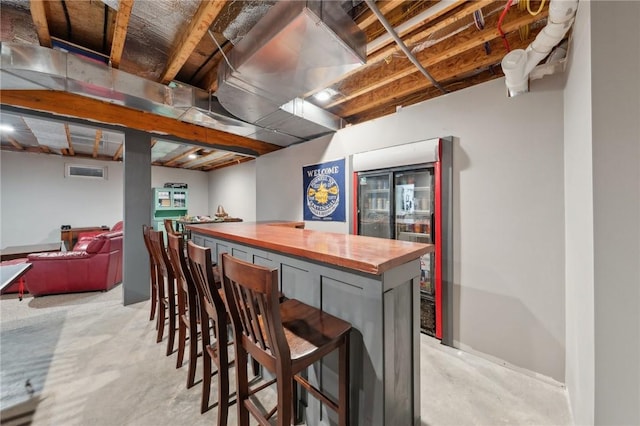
[357,0,405,29]
[93,129,102,158]
[109,0,134,68]
[113,143,123,160]
[64,124,75,155]
[8,137,23,150]
[164,147,200,166]
[29,0,52,48]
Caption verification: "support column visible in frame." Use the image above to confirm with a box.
[123,130,152,305]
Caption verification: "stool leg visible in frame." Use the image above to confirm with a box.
[150,272,157,321]
[166,284,176,356]
[216,328,229,426]
[176,318,186,369]
[339,334,350,426]
[277,365,293,426]
[186,318,198,388]
[235,346,250,426]
[201,347,212,414]
[156,300,165,343]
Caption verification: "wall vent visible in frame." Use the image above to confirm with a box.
[65,163,108,179]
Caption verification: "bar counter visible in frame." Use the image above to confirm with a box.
[187,221,432,275]
[188,222,432,426]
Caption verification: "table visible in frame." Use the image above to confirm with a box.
[60,226,109,250]
[1,262,32,293]
[189,222,432,426]
[1,243,61,261]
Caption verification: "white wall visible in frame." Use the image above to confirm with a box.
[252,76,567,381]
[590,2,640,424]
[563,1,595,423]
[564,2,640,424]
[0,151,209,247]
[208,159,257,222]
[152,165,209,217]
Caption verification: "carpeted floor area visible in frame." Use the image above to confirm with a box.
[0,287,572,425]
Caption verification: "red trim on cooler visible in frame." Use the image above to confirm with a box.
[434,143,443,339]
[352,172,359,235]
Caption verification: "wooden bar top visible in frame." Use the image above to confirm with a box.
[187,222,433,275]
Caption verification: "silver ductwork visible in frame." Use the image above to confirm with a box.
[0,42,273,144]
[216,0,366,143]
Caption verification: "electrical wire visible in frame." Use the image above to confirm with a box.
[364,0,448,94]
[497,0,514,52]
[208,29,236,73]
[527,0,546,16]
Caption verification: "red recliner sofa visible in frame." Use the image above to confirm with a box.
[73,221,123,251]
[26,231,123,296]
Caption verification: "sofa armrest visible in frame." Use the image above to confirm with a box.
[28,251,92,261]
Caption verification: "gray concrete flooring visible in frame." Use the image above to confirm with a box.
[0,287,572,425]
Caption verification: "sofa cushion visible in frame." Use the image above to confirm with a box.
[85,237,107,254]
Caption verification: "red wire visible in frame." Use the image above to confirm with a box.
[497,0,514,52]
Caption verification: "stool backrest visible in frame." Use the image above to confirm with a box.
[164,219,177,235]
[186,241,226,323]
[219,253,290,363]
[149,229,174,280]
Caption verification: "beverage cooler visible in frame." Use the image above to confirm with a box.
[352,138,452,342]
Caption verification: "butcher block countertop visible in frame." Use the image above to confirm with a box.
[187,222,433,275]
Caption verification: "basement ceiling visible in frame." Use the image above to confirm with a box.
[0,0,560,170]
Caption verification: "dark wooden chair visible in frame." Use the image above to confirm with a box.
[141,225,159,323]
[219,252,352,426]
[164,218,177,235]
[167,232,199,387]
[187,241,232,420]
[149,229,177,356]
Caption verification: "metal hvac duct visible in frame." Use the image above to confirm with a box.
[216,0,366,145]
[0,42,266,143]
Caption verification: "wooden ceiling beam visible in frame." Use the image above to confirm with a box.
[0,90,281,156]
[326,7,546,108]
[351,67,503,124]
[304,0,484,99]
[113,143,123,160]
[367,0,466,54]
[109,0,134,68]
[164,147,200,166]
[8,137,24,150]
[160,0,227,84]
[335,32,530,118]
[368,0,494,63]
[357,0,404,29]
[29,0,52,48]
[93,130,102,158]
[64,124,75,155]
[203,155,253,171]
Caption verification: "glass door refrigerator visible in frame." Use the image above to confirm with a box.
[352,137,452,343]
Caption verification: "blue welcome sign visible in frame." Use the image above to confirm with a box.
[303,158,345,222]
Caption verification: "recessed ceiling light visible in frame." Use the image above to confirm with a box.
[0,124,15,133]
[314,88,337,102]
[188,153,198,159]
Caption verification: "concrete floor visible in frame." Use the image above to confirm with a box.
[0,287,573,425]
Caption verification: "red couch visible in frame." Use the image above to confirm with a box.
[73,221,123,251]
[26,231,123,296]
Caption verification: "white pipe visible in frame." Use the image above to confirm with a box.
[502,0,579,96]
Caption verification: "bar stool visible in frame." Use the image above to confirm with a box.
[187,241,232,420]
[164,218,177,235]
[219,252,352,426]
[167,232,199,386]
[149,229,177,356]
[141,225,160,323]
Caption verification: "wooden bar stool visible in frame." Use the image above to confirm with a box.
[149,229,177,356]
[141,225,160,323]
[167,232,199,387]
[187,241,232,420]
[219,252,352,426]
